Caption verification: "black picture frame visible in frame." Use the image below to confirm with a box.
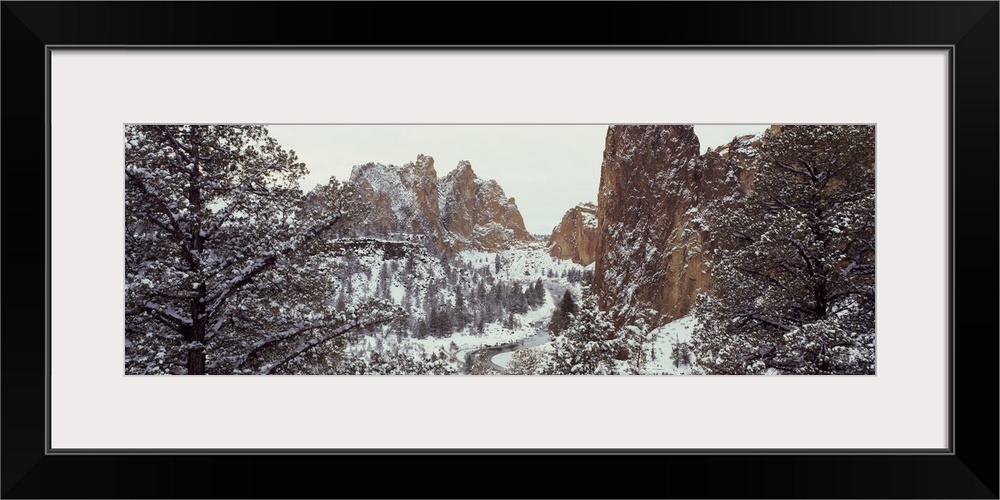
[3,2,996,498]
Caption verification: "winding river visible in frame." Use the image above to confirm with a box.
[463,325,550,373]
[460,283,571,373]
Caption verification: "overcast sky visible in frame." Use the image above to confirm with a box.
[267,124,768,235]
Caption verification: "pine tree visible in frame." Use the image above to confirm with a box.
[377,262,392,300]
[344,275,355,296]
[439,309,453,337]
[691,125,876,375]
[671,342,691,369]
[526,278,544,308]
[549,290,578,334]
[509,283,527,314]
[454,289,467,332]
[124,125,399,375]
[428,306,440,337]
[401,287,413,311]
[503,348,546,375]
[494,282,505,313]
[482,299,495,325]
[544,291,620,374]
[412,287,422,310]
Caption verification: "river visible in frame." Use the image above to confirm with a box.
[462,324,550,373]
[459,281,572,373]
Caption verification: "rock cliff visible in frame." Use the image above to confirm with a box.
[592,125,776,328]
[438,161,533,252]
[349,154,448,253]
[350,155,532,254]
[548,202,599,266]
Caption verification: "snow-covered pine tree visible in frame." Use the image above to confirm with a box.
[377,262,392,300]
[509,283,527,314]
[691,125,876,375]
[548,289,578,334]
[454,288,468,332]
[504,311,517,330]
[124,125,401,375]
[528,278,545,308]
[543,290,620,374]
[503,347,547,375]
[414,319,430,339]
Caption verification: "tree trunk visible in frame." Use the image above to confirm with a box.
[186,302,207,374]
[186,127,208,375]
[187,343,206,375]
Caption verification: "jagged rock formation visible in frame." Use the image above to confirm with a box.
[592,125,777,328]
[438,161,533,252]
[349,155,532,255]
[349,154,447,252]
[703,125,783,197]
[548,202,599,266]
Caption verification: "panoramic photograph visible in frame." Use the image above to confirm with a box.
[124,124,875,375]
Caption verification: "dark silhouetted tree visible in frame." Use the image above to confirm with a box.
[548,290,578,335]
[691,125,875,375]
[124,125,399,374]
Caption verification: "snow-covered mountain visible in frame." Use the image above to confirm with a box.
[349,155,532,255]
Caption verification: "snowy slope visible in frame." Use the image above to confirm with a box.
[642,314,699,375]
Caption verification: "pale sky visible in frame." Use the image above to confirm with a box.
[267,124,768,235]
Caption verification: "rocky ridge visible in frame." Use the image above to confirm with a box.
[548,202,599,266]
[349,155,532,255]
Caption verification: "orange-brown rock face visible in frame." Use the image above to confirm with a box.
[548,202,599,266]
[592,125,773,328]
[350,154,448,254]
[438,161,533,252]
[350,156,531,255]
[703,125,782,196]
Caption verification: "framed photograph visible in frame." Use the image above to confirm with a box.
[121,122,876,379]
[4,2,996,498]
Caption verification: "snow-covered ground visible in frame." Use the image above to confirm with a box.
[335,240,588,373]
[642,314,699,375]
[403,250,578,367]
[457,240,592,282]
[331,238,707,375]
[498,314,703,375]
[491,351,514,367]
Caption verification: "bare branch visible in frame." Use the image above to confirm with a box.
[774,160,812,178]
[125,169,185,238]
[204,163,282,240]
[785,238,816,276]
[156,126,214,163]
[142,301,192,330]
